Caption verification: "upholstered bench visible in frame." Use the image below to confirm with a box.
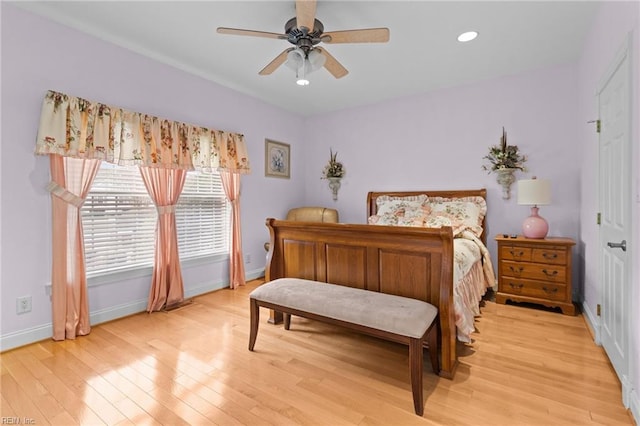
[248,278,439,416]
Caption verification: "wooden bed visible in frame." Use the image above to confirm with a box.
[264,188,490,379]
[264,218,456,378]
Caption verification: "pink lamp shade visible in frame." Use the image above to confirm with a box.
[517,178,551,239]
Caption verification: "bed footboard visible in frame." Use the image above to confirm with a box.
[264,218,457,379]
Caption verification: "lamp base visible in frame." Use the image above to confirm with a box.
[522,206,548,239]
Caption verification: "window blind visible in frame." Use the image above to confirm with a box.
[81,163,229,276]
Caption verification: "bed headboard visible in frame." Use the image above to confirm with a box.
[366,189,488,244]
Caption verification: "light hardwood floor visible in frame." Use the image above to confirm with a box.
[1,279,634,425]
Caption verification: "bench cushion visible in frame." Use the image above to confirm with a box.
[250,278,438,339]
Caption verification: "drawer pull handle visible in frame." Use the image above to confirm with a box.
[542,269,558,277]
[509,283,524,289]
[509,266,524,274]
[510,250,524,258]
[543,286,558,294]
[542,253,558,260]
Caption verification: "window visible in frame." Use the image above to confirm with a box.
[81,163,229,277]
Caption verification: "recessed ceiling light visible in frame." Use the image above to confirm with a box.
[457,31,478,42]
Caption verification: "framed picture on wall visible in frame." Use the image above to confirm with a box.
[265,139,290,178]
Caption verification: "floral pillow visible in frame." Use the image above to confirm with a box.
[368,213,427,227]
[424,215,453,229]
[375,194,429,217]
[427,196,486,237]
[369,194,486,237]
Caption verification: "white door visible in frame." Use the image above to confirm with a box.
[598,35,631,405]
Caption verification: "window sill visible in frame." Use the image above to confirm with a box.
[44,253,229,293]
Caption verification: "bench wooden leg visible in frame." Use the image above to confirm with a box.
[427,321,440,375]
[408,338,424,416]
[249,298,259,351]
[284,313,291,330]
[268,309,283,324]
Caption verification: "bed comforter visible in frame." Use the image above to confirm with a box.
[454,231,495,342]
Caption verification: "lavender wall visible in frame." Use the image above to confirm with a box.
[577,0,639,418]
[0,4,307,349]
[304,64,582,272]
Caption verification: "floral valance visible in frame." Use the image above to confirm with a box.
[34,90,250,173]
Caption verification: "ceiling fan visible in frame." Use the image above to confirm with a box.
[217,0,390,81]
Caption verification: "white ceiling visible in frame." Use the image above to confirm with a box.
[14,1,600,116]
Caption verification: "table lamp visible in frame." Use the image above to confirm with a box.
[517,177,551,239]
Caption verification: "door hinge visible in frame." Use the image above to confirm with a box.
[596,119,601,133]
[597,304,601,316]
[597,212,601,225]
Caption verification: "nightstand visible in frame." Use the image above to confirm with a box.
[495,235,576,315]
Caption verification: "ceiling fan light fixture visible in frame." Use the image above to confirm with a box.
[293,48,310,85]
[286,47,323,85]
[307,49,326,72]
[457,31,478,42]
[286,48,304,70]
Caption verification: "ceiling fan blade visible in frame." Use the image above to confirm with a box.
[295,0,317,32]
[259,48,294,75]
[316,47,348,79]
[217,27,287,40]
[322,28,390,44]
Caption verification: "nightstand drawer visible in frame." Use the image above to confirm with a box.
[499,246,532,262]
[532,248,567,265]
[499,277,567,301]
[500,260,566,282]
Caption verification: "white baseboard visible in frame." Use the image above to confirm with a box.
[581,300,601,345]
[90,298,148,325]
[0,324,54,352]
[246,267,265,281]
[630,387,640,424]
[0,268,265,352]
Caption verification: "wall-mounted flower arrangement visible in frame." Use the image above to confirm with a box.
[322,149,346,179]
[482,127,527,173]
[482,128,527,199]
[322,149,345,200]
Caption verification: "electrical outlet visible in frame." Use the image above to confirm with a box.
[245,254,251,264]
[16,296,32,314]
